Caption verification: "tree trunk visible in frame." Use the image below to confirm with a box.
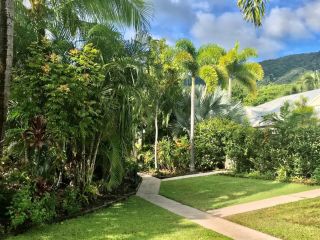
[228,77,232,99]
[154,103,159,170]
[0,0,14,156]
[190,77,195,172]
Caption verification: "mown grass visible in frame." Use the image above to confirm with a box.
[227,197,320,240]
[160,175,319,210]
[6,196,229,240]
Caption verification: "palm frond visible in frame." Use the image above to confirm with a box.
[197,44,225,66]
[237,0,268,27]
[199,65,219,93]
[173,86,245,134]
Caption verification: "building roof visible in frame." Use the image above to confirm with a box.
[245,88,320,127]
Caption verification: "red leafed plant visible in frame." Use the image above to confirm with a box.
[22,115,48,150]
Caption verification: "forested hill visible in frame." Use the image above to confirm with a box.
[260,51,320,85]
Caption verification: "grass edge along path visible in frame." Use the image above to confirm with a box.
[7,196,230,240]
[227,197,320,240]
[159,175,319,211]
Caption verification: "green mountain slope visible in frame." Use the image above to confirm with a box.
[260,51,320,85]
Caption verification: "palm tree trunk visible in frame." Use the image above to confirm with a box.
[190,76,195,172]
[228,77,232,98]
[154,103,159,170]
[0,0,14,156]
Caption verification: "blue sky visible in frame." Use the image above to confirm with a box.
[148,0,320,60]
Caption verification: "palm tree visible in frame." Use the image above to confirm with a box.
[0,0,14,155]
[174,39,227,172]
[19,0,152,39]
[302,71,320,90]
[147,38,180,170]
[237,0,268,26]
[174,86,244,135]
[219,42,264,98]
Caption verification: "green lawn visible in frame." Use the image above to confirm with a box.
[227,197,320,240]
[7,196,229,240]
[159,175,319,210]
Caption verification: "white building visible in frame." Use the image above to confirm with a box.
[245,89,320,127]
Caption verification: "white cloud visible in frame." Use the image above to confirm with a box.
[191,1,211,11]
[152,0,320,59]
[298,0,320,32]
[264,7,310,39]
[191,12,283,58]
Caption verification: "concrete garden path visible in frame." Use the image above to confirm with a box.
[207,188,320,217]
[137,172,280,240]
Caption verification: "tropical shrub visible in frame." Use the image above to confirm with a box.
[226,99,320,180]
[225,123,259,173]
[157,136,190,172]
[195,118,239,170]
[61,186,82,215]
[312,168,320,183]
[8,185,56,230]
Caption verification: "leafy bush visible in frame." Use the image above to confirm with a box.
[276,167,289,182]
[157,136,190,172]
[139,137,189,173]
[225,123,259,172]
[312,168,320,183]
[226,100,320,181]
[8,185,56,230]
[138,147,154,170]
[61,186,82,215]
[195,118,238,171]
[123,160,141,187]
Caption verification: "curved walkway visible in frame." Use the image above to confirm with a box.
[207,188,320,217]
[137,172,279,240]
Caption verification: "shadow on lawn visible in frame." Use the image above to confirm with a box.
[160,175,314,210]
[7,196,218,240]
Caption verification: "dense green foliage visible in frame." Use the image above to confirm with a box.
[195,118,238,171]
[1,39,147,232]
[228,197,320,240]
[139,90,246,175]
[141,137,190,173]
[228,99,320,181]
[237,83,302,106]
[150,98,320,183]
[2,0,155,231]
[160,175,317,211]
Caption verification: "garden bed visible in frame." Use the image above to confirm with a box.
[6,197,230,240]
[0,176,142,238]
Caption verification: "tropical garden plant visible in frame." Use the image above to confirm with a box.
[174,86,244,135]
[219,42,264,98]
[174,39,228,172]
[146,38,181,170]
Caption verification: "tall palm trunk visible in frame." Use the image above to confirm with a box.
[190,76,195,172]
[154,102,158,170]
[0,0,14,155]
[228,77,232,98]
